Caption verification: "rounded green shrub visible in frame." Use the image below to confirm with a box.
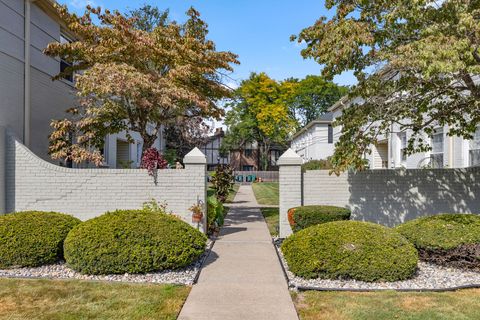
[0,211,81,268]
[396,214,480,269]
[64,210,207,275]
[282,221,418,282]
[288,205,351,232]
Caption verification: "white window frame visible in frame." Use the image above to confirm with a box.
[398,131,407,164]
[430,128,444,168]
[470,127,480,167]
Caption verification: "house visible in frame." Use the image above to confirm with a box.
[199,128,284,171]
[200,128,229,171]
[291,96,480,169]
[229,142,284,171]
[0,0,165,169]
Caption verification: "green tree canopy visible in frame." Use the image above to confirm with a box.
[288,75,348,127]
[222,73,298,170]
[294,0,480,173]
[45,5,238,165]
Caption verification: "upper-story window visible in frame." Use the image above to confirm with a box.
[399,131,407,163]
[60,34,74,82]
[430,128,444,168]
[244,149,253,157]
[470,127,480,167]
[328,125,333,144]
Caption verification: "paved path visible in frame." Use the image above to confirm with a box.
[178,185,298,320]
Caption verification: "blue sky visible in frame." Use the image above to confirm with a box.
[60,0,357,88]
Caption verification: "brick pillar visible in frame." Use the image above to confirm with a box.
[183,147,207,233]
[0,127,5,214]
[278,148,303,238]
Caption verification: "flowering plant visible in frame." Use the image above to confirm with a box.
[141,147,168,176]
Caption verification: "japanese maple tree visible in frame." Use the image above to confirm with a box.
[45,5,239,165]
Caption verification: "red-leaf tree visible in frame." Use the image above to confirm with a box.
[45,5,239,165]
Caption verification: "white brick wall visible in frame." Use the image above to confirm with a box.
[278,148,480,237]
[3,129,207,233]
[303,168,480,227]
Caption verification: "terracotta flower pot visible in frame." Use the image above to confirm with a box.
[192,212,203,223]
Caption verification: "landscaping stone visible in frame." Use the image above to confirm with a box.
[275,244,480,291]
[0,240,213,286]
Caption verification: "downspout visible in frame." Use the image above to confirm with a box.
[24,0,31,147]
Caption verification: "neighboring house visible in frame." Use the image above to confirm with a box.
[290,112,336,161]
[200,128,284,171]
[229,141,284,171]
[0,0,164,168]
[292,96,480,169]
[200,128,229,171]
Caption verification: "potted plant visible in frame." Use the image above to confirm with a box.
[190,203,204,224]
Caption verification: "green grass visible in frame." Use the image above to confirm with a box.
[207,184,239,203]
[0,278,190,320]
[261,207,279,236]
[292,289,480,320]
[252,182,279,205]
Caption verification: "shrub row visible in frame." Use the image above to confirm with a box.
[0,210,206,274]
[396,214,480,270]
[282,213,480,282]
[282,221,418,282]
[288,205,350,232]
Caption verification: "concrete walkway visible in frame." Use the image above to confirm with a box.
[178,185,298,320]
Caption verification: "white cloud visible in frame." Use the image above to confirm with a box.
[70,0,96,9]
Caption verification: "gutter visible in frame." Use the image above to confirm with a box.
[24,0,32,147]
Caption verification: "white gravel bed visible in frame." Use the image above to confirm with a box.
[0,240,213,286]
[275,244,480,291]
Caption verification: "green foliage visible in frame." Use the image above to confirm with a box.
[289,75,348,127]
[64,210,206,275]
[396,214,480,251]
[301,158,333,171]
[0,211,81,268]
[210,165,234,202]
[288,205,350,232]
[163,149,178,166]
[141,199,169,214]
[282,221,418,282]
[127,5,170,32]
[207,196,225,234]
[294,0,480,173]
[222,73,298,170]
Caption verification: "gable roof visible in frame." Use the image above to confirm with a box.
[291,112,334,141]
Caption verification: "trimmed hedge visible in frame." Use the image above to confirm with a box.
[288,205,350,232]
[0,211,81,268]
[396,214,480,270]
[282,221,418,282]
[64,210,207,275]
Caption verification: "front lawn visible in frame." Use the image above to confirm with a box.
[292,289,480,320]
[252,182,279,205]
[0,278,190,320]
[261,207,279,236]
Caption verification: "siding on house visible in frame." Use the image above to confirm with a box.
[0,0,76,162]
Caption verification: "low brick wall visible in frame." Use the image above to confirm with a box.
[304,169,480,227]
[2,128,207,232]
[278,148,480,237]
